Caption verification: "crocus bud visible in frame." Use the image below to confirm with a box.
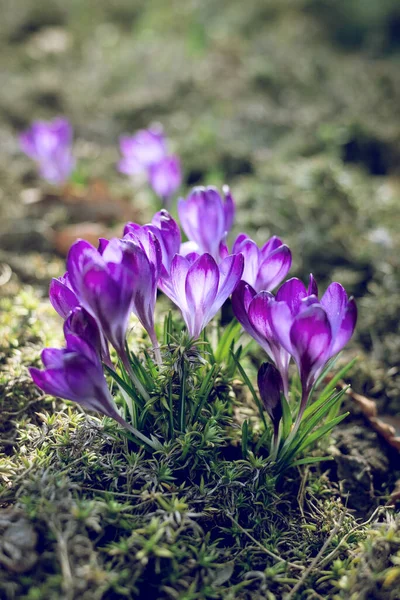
[178,186,235,260]
[258,363,283,440]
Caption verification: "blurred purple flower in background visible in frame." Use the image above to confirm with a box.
[19,117,75,185]
[159,252,244,339]
[118,125,181,205]
[178,186,235,260]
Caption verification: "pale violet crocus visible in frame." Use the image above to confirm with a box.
[159,252,244,339]
[178,186,235,260]
[221,233,292,292]
[19,117,75,185]
[118,126,181,205]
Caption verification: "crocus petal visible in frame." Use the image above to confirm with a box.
[209,253,244,318]
[185,254,219,338]
[275,277,308,315]
[49,276,79,319]
[329,297,357,357]
[320,282,348,337]
[260,236,284,260]
[289,305,332,388]
[222,185,235,232]
[307,273,318,297]
[231,280,259,340]
[255,245,292,292]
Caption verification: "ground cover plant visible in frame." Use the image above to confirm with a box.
[1,2,400,599]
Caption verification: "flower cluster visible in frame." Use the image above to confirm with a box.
[20,119,182,205]
[30,181,357,461]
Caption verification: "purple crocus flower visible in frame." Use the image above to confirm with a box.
[118,126,166,175]
[29,334,130,430]
[222,233,292,292]
[118,126,181,205]
[149,155,182,207]
[159,252,244,339]
[124,209,181,275]
[178,186,235,260]
[19,117,75,185]
[67,234,162,370]
[232,281,291,396]
[233,275,357,421]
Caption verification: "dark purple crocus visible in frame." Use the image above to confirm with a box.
[19,117,75,185]
[118,126,181,205]
[49,273,79,319]
[178,186,235,260]
[222,233,292,292]
[64,306,112,367]
[258,363,283,447]
[124,209,181,275]
[233,275,357,422]
[29,334,130,430]
[67,234,162,369]
[159,252,244,339]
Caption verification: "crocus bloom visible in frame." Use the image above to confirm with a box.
[233,276,357,419]
[118,126,166,175]
[222,233,292,292]
[124,209,181,275]
[159,252,244,339]
[258,363,283,445]
[30,334,130,429]
[19,117,75,185]
[118,126,181,205]
[67,234,162,368]
[178,186,235,260]
[149,155,182,206]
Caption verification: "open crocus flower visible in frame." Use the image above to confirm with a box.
[29,334,131,430]
[222,234,292,292]
[124,209,181,275]
[178,186,235,260]
[19,117,75,185]
[159,252,244,339]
